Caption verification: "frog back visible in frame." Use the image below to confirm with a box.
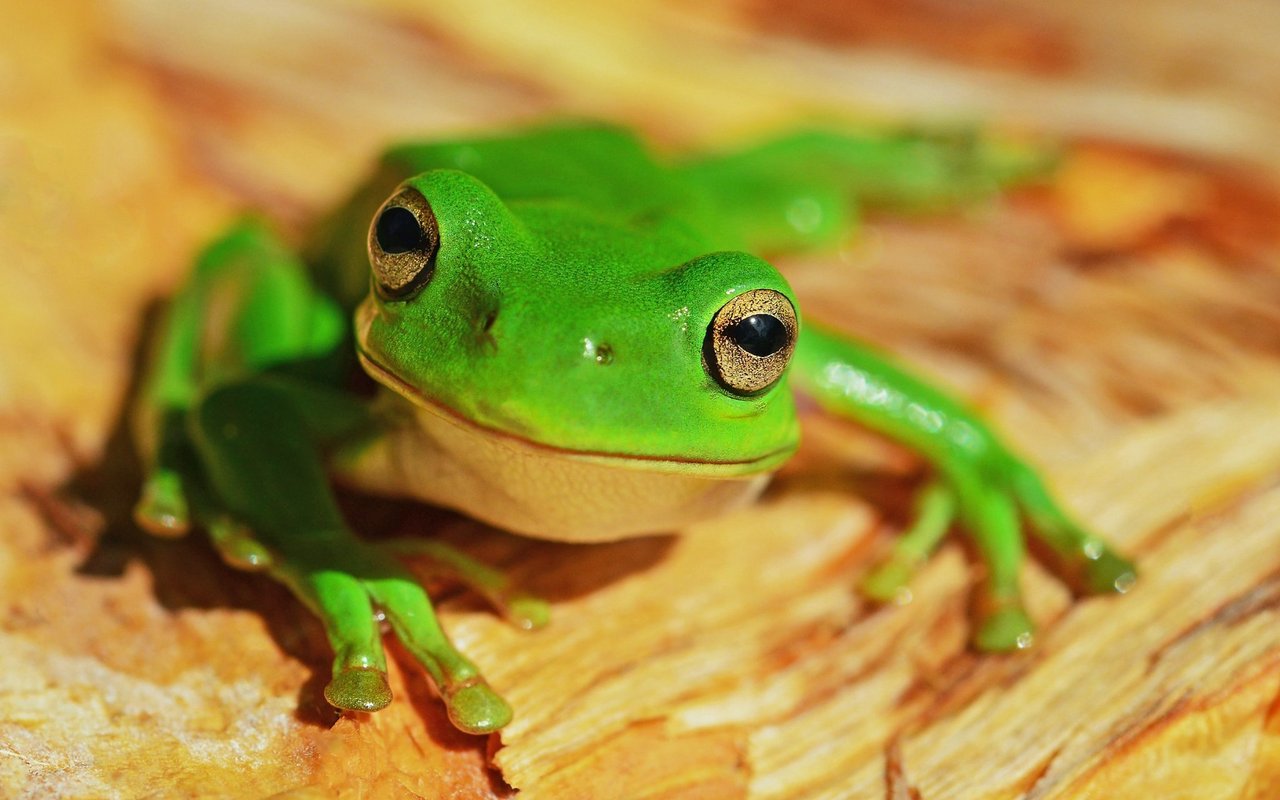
[307,122,702,313]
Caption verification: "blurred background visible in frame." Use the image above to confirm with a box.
[4,2,1280,798]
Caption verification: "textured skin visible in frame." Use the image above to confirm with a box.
[133,121,1133,731]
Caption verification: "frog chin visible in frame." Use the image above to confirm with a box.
[348,337,787,542]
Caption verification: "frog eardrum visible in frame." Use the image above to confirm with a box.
[704,288,797,395]
[369,186,440,298]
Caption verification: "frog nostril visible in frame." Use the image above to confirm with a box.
[375,206,423,254]
[727,314,787,357]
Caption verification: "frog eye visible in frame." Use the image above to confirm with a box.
[704,289,798,396]
[368,187,440,299]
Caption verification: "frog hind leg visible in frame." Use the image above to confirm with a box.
[676,127,1056,253]
[188,378,511,730]
[308,122,673,314]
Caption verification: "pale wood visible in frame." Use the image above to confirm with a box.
[4,2,1280,798]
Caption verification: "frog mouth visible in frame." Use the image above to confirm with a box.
[353,306,793,476]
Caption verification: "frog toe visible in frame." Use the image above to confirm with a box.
[134,470,190,537]
[503,593,551,631]
[324,666,394,712]
[208,516,274,571]
[1073,546,1137,596]
[444,677,513,734]
[973,604,1036,652]
[859,555,918,605]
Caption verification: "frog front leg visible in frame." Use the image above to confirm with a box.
[792,325,1136,650]
[133,222,518,731]
[187,377,512,731]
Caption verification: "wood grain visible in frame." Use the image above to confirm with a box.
[4,1,1280,797]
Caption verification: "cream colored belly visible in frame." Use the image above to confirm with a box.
[333,394,776,542]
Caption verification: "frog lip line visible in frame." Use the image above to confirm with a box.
[354,345,792,472]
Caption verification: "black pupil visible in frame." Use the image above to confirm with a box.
[375,206,423,254]
[727,314,788,357]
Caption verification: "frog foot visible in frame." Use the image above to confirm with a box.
[972,595,1036,652]
[134,469,190,537]
[882,462,1135,652]
[859,553,921,605]
[325,666,394,712]
[442,676,513,734]
[502,592,552,631]
[1009,466,1138,598]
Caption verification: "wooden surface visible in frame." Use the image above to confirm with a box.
[4,1,1280,797]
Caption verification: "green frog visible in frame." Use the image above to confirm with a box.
[133,122,1134,735]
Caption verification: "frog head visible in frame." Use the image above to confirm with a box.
[353,170,801,538]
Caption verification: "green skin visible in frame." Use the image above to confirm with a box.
[134,122,1135,735]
